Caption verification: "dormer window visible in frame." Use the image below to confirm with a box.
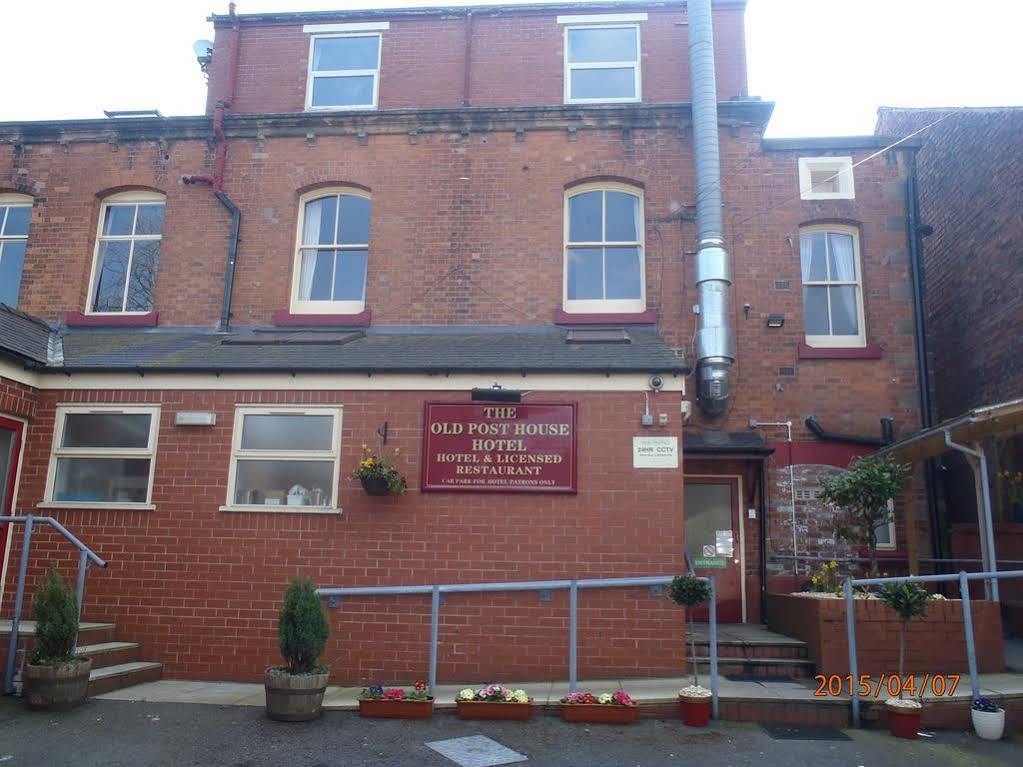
[304,23,388,111]
[560,14,645,104]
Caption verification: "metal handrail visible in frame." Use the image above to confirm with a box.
[317,573,720,717]
[844,569,1023,727]
[1,514,108,695]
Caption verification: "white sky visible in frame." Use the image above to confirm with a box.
[2,0,1021,136]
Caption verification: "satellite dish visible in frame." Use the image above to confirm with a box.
[193,39,214,58]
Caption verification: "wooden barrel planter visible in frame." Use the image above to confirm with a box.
[24,658,92,710]
[559,703,638,724]
[359,698,434,719]
[457,700,533,721]
[264,668,329,722]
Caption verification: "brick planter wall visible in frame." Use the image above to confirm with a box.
[767,593,1005,675]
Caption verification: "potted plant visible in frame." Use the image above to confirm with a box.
[352,445,407,496]
[559,690,637,724]
[23,568,91,710]
[878,581,929,739]
[264,576,330,721]
[456,684,532,720]
[819,456,911,577]
[359,681,434,718]
[668,573,713,726]
[971,697,1005,740]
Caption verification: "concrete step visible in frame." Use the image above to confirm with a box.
[88,661,163,696]
[693,656,816,679]
[693,641,808,660]
[76,641,141,670]
[0,620,118,645]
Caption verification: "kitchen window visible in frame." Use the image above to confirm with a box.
[44,405,160,508]
[800,225,866,347]
[306,33,382,110]
[563,23,641,103]
[564,183,645,313]
[88,191,165,314]
[224,407,342,513]
[0,193,32,308]
[291,189,371,314]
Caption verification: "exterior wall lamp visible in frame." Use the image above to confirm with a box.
[471,384,522,403]
[766,314,785,329]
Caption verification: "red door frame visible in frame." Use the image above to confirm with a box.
[684,475,743,623]
[0,415,26,600]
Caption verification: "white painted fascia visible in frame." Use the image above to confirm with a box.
[557,13,648,24]
[303,22,390,34]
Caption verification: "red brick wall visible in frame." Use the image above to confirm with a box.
[2,387,687,684]
[0,375,37,421]
[206,6,748,115]
[767,593,1004,675]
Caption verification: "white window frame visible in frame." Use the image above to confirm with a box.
[305,32,382,111]
[798,157,855,200]
[290,187,371,315]
[875,500,897,551]
[222,405,343,514]
[563,23,642,104]
[86,190,166,316]
[800,224,867,348]
[563,182,646,314]
[0,193,33,308]
[41,404,160,510]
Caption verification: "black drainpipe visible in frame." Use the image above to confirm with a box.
[215,191,240,333]
[805,416,892,448]
[906,149,945,564]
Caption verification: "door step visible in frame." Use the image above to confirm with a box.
[88,661,163,696]
[76,641,141,670]
[694,640,808,660]
[693,655,815,679]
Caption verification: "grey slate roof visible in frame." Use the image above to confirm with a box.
[52,325,688,375]
[0,304,52,364]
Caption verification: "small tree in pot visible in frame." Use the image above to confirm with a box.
[24,567,92,710]
[265,576,330,721]
[668,574,713,727]
[878,581,929,739]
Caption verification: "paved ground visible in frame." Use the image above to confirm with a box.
[1,698,1020,767]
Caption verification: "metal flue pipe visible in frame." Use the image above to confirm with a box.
[688,0,734,418]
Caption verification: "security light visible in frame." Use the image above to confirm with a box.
[766,314,785,329]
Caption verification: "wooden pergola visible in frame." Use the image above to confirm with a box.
[873,396,1023,600]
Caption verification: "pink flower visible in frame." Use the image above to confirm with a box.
[383,688,406,700]
[612,690,635,706]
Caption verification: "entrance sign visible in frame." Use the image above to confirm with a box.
[693,556,727,570]
[632,436,678,468]
[422,402,577,493]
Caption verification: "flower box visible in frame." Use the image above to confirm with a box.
[457,700,533,721]
[560,702,638,724]
[358,698,434,719]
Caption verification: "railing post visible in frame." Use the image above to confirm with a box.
[428,585,439,695]
[73,550,88,655]
[569,578,578,693]
[845,577,860,727]
[709,574,718,719]
[4,515,34,695]
[958,571,980,701]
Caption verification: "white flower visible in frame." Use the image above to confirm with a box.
[458,688,476,701]
[512,690,529,703]
[598,693,613,704]
[679,685,712,698]
[885,697,922,709]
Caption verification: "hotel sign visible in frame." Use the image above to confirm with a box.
[421,402,577,493]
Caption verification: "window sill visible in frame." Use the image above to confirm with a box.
[554,308,657,326]
[798,342,883,360]
[219,505,343,515]
[65,311,159,328]
[272,309,372,327]
[37,501,156,512]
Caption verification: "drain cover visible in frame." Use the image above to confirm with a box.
[761,724,850,741]
[425,735,528,767]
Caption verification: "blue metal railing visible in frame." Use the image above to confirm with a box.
[844,569,1023,727]
[1,514,108,695]
[318,573,720,718]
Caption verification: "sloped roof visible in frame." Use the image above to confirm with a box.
[0,304,52,364]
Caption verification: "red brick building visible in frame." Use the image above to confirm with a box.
[1,1,928,686]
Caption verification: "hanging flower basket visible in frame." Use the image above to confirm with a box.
[360,475,391,496]
[456,685,532,720]
[352,445,407,497]
[559,691,638,724]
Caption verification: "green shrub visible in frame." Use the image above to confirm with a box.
[668,574,712,687]
[278,576,330,674]
[879,581,930,695]
[30,568,79,665]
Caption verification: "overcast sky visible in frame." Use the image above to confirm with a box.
[3,0,1020,136]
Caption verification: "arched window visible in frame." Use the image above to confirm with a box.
[564,183,645,313]
[0,193,33,308]
[291,189,371,313]
[88,191,165,314]
[799,224,866,347]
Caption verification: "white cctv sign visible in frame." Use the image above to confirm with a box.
[632,436,679,468]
